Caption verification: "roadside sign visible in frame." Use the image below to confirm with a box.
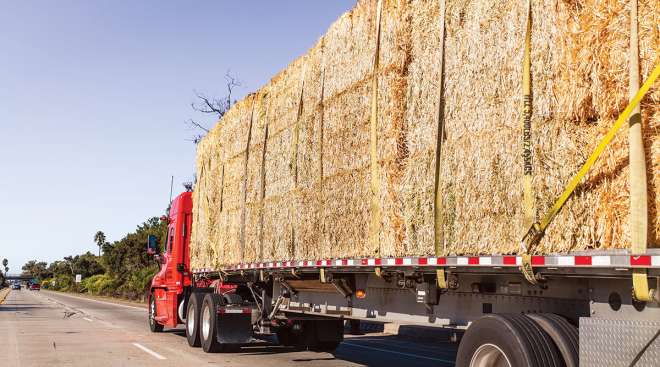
[75,274,82,283]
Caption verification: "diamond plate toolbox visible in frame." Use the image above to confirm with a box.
[580,317,660,366]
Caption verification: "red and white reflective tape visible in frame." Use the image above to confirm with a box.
[194,254,660,274]
[217,307,252,314]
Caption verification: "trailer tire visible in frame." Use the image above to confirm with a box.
[186,292,204,347]
[200,293,224,353]
[148,292,164,332]
[526,314,578,367]
[456,314,562,367]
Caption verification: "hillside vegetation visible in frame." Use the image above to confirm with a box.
[22,217,166,302]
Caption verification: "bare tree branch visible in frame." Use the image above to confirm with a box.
[186,118,209,133]
[187,70,241,144]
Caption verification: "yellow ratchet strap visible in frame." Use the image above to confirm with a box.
[522,0,534,231]
[520,62,660,255]
[368,0,383,256]
[628,0,652,303]
[433,0,448,290]
[520,1,537,285]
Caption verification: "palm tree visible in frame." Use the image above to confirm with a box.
[94,231,106,257]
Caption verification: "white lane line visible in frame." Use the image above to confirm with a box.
[341,341,455,364]
[132,343,167,360]
[43,290,145,311]
[83,317,93,322]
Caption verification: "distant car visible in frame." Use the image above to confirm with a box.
[29,283,41,291]
[11,283,21,290]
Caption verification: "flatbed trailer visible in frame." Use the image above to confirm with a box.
[195,251,660,365]
[147,191,660,367]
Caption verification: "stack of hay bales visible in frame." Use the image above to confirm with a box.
[191,0,659,270]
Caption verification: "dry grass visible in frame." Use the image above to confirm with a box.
[191,0,659,269]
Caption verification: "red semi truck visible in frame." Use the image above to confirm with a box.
[148,189,660,366]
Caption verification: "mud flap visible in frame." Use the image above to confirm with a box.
[216,313,253,344]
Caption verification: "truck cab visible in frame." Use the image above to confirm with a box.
[146,190,345,353]
[148,191,193,331]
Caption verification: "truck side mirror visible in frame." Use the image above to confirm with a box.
[146,235,159,255]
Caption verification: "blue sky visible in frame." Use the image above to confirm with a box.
[0,1,355,272]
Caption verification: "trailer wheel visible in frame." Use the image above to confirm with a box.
[186,292,204,347]
[456,314,562,367]
[148,293,164,332]
[200,293,224,353]
[526,314,578,367]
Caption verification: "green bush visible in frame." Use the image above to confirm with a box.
[41,278,52,289]
[82,274,115,295]
[50,274,74,291]
[117,266,158,301]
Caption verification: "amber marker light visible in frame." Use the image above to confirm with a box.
[355,289,366,299]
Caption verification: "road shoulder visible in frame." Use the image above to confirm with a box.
[42,289,146,309]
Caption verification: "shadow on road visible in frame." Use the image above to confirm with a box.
[141,323,457,366]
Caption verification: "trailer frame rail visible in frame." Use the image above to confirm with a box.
[193,252,660,275]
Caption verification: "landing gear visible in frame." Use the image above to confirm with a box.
[148,293,164,333]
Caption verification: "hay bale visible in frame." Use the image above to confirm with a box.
[191,0,659,268]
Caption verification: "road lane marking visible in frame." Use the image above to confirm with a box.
[341,341,455,365]
[83,317,93,322]
[132,343,167,360]
[43,290,145,311]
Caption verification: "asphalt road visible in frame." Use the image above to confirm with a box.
[0,289,457,366]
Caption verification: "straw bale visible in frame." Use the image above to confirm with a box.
[191,0,659,268]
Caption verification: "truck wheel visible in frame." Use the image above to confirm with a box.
[200,293,224,353]
[186,292,204,347]
[148,293,164,332]
[526,314,578,367]
[456,314,562,367]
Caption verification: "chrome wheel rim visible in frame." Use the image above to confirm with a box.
[187,306,195,336]
[470,343,512,367]
[149,299,156,325]
[201,304,211,341]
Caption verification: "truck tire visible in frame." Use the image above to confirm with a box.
[148,292,164,332]
[200,293,224,353]
[456,314,562,367]
[223,293,242,305]
[186,292,204,347]
[526,314,578,367]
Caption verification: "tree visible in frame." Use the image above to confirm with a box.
[187,71,240,144]
[64,252,104,279]
[94,231,106,257]
[0,258,6,286]
[47,261,71,278]
[21,260,51,281]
